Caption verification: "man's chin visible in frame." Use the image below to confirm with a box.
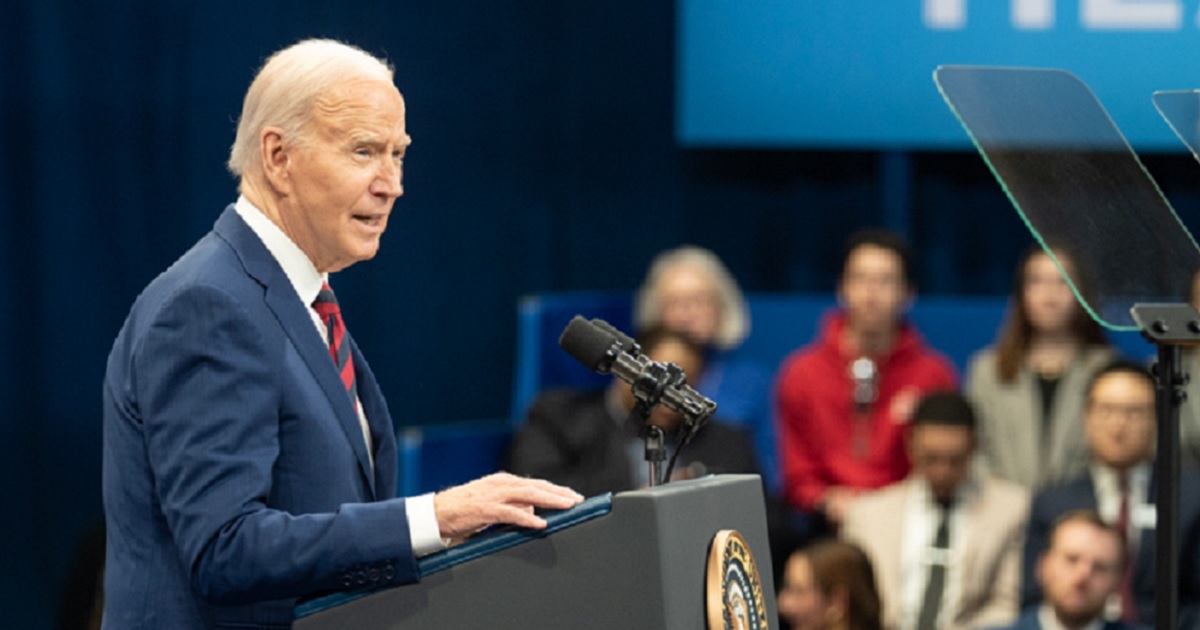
[1054,603,1103,628]
[848,313,900,335]
[351,240,382,262]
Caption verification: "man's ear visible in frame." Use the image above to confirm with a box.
[259,127,291,194]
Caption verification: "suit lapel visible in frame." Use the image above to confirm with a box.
[1081,476,1100,509]
[1047,358,1088,478]
[883,487,908,582]
[349,336,397,498]
[1013,371,1042,485]
[958,486,985,605]
[213,207,378,498]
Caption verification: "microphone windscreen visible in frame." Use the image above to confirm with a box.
[590,319,636,351]
[559,315,617,373]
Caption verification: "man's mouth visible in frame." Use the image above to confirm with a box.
[353,214,385,228]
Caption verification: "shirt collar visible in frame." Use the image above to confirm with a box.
[1091,460,1151,493]
[1037,604,1104,630]
[910,464,981,509]
[234,195,327,306]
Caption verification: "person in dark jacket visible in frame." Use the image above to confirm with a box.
[508,327,759,497]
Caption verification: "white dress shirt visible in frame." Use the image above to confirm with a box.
[235,196,444,557]
[896,475,979,630]
[1091,461,1151,554]
[1090,460,1150,620]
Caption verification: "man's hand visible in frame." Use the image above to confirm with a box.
[433,472,584,540]
[819,486,859,527]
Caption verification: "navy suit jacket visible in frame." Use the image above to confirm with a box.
[1020,468,1200,627]
[102,207,418,629]
[987,607,1147,630]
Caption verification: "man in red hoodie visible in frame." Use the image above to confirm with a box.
[776,229,956,534]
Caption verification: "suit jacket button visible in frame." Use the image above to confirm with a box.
[356,571,367,585]
[342,575,353,587]
[368,568,380,582]
[383,566,395,581]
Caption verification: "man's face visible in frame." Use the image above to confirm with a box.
[909,424,974,503]
[1038,520,1123,627]
[838,245,910,337]
[1084,371,1155,470]
[657,265,722,346]
[276,77,409,273]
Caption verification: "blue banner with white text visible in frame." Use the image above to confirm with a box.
[677,0,1200,149]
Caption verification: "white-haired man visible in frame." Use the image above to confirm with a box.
[102,39,581,628]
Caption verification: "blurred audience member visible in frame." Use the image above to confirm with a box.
[507,327,758,497]
[776,229,956,534]
[966,246,1112,490]
[842,392,1026,630]
[1021,361,1200,627]
[635,245,777,489]
[777,539,884,630]
[989,511,1147,630]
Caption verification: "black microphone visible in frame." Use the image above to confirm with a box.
[558,315,621,372]
[558,316,717,442]
[590,318,638,355]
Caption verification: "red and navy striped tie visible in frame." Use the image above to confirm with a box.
[312,282,356,403]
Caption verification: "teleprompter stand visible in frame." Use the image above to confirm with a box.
[1130,305,1200,630]
[935,65,1200,629]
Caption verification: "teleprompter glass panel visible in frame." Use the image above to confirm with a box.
[1155,90,1200,166]
[934,66,1200,331]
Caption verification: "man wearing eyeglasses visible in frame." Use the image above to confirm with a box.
[1020,360,1200,627]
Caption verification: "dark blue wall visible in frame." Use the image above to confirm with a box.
[4,2,1200,628]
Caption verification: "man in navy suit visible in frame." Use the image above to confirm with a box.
[992,511,1147,630]
[1020,360,1200,627]
[101,39,582,629]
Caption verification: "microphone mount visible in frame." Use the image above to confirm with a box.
[558,316,718,486]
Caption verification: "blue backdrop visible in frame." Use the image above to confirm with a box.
[5,2,1200,629]
[678,0,1200,149]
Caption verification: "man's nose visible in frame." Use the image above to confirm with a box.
[1073,561,1099,584]
[372,159,403,198]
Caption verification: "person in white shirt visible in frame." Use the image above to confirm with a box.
[841,391,1028,630]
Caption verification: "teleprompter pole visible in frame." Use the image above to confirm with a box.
[1130,304,1198,630]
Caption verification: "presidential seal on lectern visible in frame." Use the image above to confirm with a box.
[707,529,768,630]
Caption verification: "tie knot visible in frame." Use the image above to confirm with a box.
[314,282,338,307]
